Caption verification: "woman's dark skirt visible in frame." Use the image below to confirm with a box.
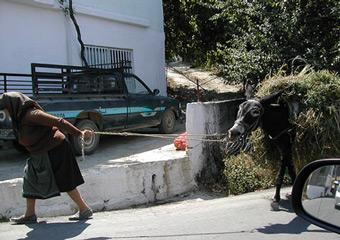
[48,139,84,192]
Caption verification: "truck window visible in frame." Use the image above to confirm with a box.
[71,74,98,93]
[102,75,123,94]
[70,72,123,94]
[125,76,150,95]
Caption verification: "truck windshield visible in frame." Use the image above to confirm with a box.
[125,76,150,95]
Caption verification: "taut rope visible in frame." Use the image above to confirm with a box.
[93,131,227,142]
[80,130,230,167]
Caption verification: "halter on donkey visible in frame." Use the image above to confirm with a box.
[228,83,297,210]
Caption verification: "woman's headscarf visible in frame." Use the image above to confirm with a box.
[0,92,43,138]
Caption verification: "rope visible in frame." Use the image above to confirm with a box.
[93,131,227,142]
[225,134,251,156]
[79,130,230,168]
[81,131,87,168]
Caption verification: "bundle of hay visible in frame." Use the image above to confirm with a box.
[224,67,340,194]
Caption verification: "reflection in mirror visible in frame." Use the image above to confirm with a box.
[302,165,340,228]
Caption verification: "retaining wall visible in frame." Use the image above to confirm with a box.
[186,99,244,180]
[0,145,192,219]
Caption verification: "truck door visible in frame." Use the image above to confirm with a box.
[124,74,160,128]
[99,74,128,131]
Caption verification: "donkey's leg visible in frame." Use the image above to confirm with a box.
[287,158,296,185]
[271,159,287,211]
[274,159,287,203]
[274,137,293,203]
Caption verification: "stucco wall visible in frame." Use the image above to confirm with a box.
[0,0,166,95]
[186,99,244,180]
[0,145,193,219]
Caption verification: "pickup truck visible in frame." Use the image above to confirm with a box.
[0,63,180,155]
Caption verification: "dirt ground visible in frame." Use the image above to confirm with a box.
[167,62,241,93]
[166,62,244,114]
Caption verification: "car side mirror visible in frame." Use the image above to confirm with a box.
[0,110,5,121]
[291,159,340,234]
[153,89,160,95]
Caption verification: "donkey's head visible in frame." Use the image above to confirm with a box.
[228,82,282,141]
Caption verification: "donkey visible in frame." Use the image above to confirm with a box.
[228,83,296,210]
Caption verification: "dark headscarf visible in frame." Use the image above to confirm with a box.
[0,92,43,138]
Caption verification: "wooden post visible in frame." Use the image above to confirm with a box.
[196,79,200,102]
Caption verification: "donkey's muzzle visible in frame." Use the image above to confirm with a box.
[228,124,245,141]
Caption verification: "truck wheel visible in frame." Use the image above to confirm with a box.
[158,109,176,134]
[70,119,99,156]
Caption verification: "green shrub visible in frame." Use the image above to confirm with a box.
[224,152,273,195]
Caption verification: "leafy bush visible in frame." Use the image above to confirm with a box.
[224,152,273,195]
[164,1,340,85]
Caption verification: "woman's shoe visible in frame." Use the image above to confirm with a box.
[69,208,93,221]
[10,214,37,224]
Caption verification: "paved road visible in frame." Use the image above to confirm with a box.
[304,197,340,229]
[1,187,339,240]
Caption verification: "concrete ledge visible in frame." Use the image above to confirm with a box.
[0,145,194,219]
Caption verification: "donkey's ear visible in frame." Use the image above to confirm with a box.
[260,91,283,105]
[245,80,255,100]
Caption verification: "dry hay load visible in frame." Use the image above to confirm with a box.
[224,67,340,194]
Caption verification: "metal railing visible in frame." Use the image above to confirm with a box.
[0,73,33,96]
[0,63,130,97]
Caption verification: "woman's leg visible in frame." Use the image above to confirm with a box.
[25,198,36,216]
[67,188,90,213]
[10,198,37,223]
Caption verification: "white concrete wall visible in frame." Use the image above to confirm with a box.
[0,145,194,219]
[0,0,167,95]
[186,99,244,180]
[186,102,219,179]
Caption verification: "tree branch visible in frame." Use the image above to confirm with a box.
[68,0,89,67]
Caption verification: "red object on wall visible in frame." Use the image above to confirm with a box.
[174,132,187,150]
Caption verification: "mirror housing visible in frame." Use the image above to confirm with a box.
[153,89,160,95]
[292,159,340,234]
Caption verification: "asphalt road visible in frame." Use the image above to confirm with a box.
[303,197,340,229]
[1,187,339,240]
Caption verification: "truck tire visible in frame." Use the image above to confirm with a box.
[70,119,99,156]
[158,109,176,134]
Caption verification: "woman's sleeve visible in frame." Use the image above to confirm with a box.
[24,109,82,137]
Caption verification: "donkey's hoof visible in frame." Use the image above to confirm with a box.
[270,201,280,211]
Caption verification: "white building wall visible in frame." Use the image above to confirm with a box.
[0,0,167,95]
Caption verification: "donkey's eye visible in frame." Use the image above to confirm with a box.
[251,109,260,117]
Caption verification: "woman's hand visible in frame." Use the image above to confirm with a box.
[82,130,95,138]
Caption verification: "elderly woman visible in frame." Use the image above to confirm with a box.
[0,92,93,224]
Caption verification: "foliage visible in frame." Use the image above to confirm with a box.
[224,151,274,195]
[164,0,340,84]
[164,0,227,66]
